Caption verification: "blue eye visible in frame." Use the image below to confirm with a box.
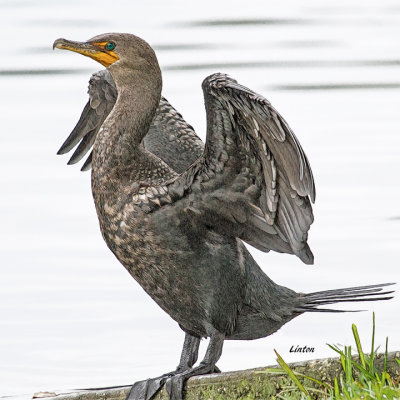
[106,42,115,51]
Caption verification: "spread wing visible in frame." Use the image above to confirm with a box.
[58,69,204,173]
[165,73,315,264]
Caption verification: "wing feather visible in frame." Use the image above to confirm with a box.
[57,70,117,168]
[58,69,203,173]
[166,73,315,264]
[206,74,315,263]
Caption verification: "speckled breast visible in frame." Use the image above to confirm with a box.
[94,191,244,338]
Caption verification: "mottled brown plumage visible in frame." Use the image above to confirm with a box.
[54,33,394,400]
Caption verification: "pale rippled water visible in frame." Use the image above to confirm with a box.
[1,0,399,396]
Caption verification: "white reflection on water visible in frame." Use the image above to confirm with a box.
[0,0,399,396]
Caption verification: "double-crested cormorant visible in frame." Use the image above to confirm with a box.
[53,33,394,400]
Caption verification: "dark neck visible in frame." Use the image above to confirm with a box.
[91,63,162,196]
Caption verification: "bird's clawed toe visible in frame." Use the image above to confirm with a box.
[212,365,221,373]
[126,376,166,400]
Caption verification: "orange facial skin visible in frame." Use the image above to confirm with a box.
[53,39,119,67]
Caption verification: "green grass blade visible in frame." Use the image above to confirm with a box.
[274,349,310,398]
[351,359,376,381]
[334,377,340,398]
[341,376,352,400]
[327,343,343,356]
[263,365,333,391]
[381,371,393,387]
[294,372,333,390]
[369,312,376,373]
[384,337,388,373]
[344,346,353,384]
[340,353,346,372]
[352,323,366,369]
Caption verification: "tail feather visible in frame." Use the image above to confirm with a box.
[297,283,395,313]
[295,307,352,313]
[306,283,395,297]
[306,291,395,303]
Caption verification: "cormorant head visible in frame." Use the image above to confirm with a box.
[53,32,162,96]
[53,33,160,76]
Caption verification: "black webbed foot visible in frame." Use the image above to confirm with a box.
[165,362,220,400]
[126,333,201,400]
[126,332,224,400]
[165,331,225,400]
[126,364,221,400]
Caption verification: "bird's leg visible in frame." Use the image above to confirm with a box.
[175,332,201,372]
[165,330,224,400]
[126,333,200,400]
